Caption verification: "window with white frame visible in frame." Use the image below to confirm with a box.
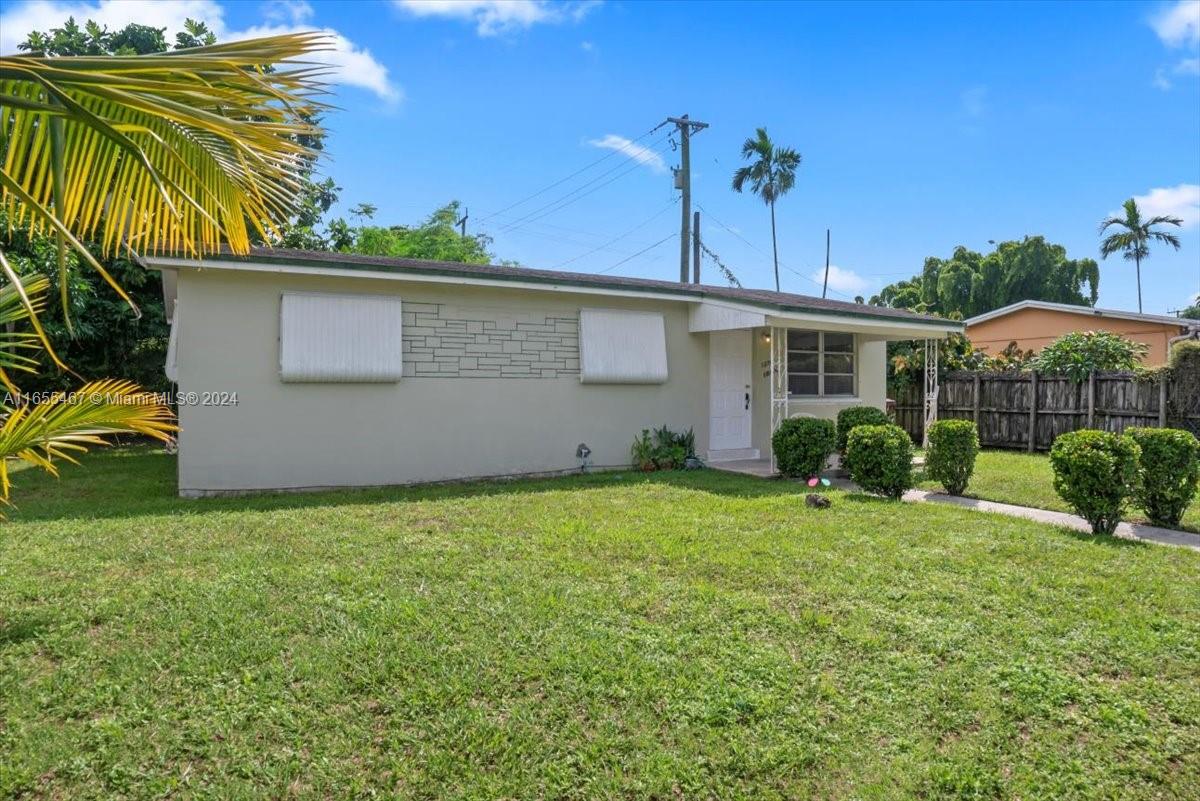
[786,330,855,397]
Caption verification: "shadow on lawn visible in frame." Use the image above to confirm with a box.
[7,448,824,524]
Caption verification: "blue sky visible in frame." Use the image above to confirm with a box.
[3,0,1199,312]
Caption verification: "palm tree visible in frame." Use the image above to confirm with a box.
[731,128,801,292]
[0,33,328,511]
[1099,198,1183,313]
[0,275,175,504]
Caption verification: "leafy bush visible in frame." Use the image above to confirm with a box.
[835,405,890,452]
[1032,331,1147,382]
[925,419,980,495]
[844,424,914,499]
[1127,427,1199,527]
[772,417,836,478]
[1169,338,1200,370]
[631,426,696,471]
[631,429,656,471]
[1049,430,1140,535]
[654,424,696,460]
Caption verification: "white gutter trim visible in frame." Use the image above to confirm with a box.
[965,299,1195,328]
[143,256,961,334]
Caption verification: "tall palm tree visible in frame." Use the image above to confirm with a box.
[0,33,328,511]
[731,128,801,292]
[1099,198,1183,313]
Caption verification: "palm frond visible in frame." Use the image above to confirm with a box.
[0,271,50,377]
[1149,230,1182,249]
[0,33,331,325]
[0,378,175,509]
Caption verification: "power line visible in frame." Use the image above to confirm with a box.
[500,225,657,261]
[554,198,679,269]
[478,124,666,224]
[695,203,853,299]
[496,134,672,234]
[597,232,677,275]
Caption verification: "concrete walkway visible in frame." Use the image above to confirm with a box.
[903,490,1200,551]
[824,477,1200,551]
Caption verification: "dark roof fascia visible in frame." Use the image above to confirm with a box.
[170,251,962,330]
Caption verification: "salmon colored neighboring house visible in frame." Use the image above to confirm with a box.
[964,300,1199,366]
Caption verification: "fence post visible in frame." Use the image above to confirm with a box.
[1159,375,1168,428]
[1087,370,1095,428]
[1028,371,1038,452]
[973,373,981,426]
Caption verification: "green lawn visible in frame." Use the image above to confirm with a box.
[917,449,1200,532]
[2,449,1199,799]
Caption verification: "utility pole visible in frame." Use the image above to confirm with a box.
[821,228,831,299]
[667,114,708,283]
[457,207,469,237]
[693,211,701,284]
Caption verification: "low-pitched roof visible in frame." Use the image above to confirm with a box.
[160,247,958,329]
[964,299,1197,329]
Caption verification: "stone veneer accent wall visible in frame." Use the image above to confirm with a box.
[402,302,580,378]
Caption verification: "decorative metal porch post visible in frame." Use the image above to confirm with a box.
[769,326,787,471]
[922,338,939,448]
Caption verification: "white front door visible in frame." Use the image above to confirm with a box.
[709,330,752,452]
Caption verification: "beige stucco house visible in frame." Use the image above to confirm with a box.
[964,300,1198,365]
[147,249,960,496]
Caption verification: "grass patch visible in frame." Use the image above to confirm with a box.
[2,448,1198,798]
[917,449,1200,532]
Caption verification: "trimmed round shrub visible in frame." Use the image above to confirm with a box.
[772,417,836,478]
[844,424,914,499]
[1049,430,1139,536]
[1127,427,1199,527]
[835,405,891,453]
[925,419,980,495]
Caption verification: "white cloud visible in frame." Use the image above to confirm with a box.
[1158,55,1200,88]
[810,265,870,294]
[393,0,599,37]
[1127,184,1200,228]
[263,0,314,26]
[0,0,400,102]
[960,85,987,118]
[587,134,666,173]
[1150,0,1200,48]
[1176,56,1200,73]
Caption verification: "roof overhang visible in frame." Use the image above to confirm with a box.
[147,256,962,339]
[965,299,1196,329]
[686,299,959,339]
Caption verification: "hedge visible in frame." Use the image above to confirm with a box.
[844,424,913,499]
[1127,427,1199,527]
[772,417,836,478]
[925,419,979,495]
[1049,430,1139,536]
[835,405,890,453]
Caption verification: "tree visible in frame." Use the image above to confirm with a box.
[731,128,801,292]
[871,237,1099,318]
[1181,300,1200,320]
[1099,198,1183,313]
[0,32,327,509]
[327,202,508,264]
[1032,331,1148,382]
[8,16,337,394]
[0,276,174,507]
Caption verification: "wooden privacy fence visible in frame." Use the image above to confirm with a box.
[894,370,1200,451]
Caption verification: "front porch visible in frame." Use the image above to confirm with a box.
[707,457,778,478]
[691,300,951,468]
